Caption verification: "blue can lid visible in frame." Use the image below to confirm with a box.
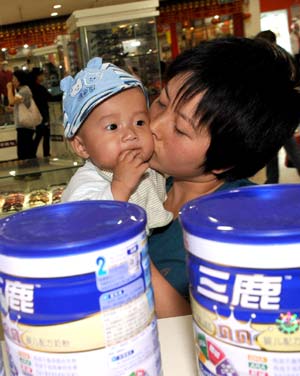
[0,200,146,257]
[180,184,300,244]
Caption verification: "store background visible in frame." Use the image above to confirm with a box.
[0,3,299,374]
[0,0,298,103]
[0,0,298,117]
[0,0,298,215]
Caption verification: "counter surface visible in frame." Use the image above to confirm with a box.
[158,314,198,375]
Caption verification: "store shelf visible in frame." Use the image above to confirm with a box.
[67,10,162,103]
[0,156,82,180]
[0,157,83,218]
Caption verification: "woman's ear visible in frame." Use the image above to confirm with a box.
[211,166,232,176]
[69,135,90,159]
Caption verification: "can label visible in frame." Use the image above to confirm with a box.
[188,253,300,350]
[4,319,162,376]
[187,246,300,375]
[0,232,162,375]
[193,322,300,376]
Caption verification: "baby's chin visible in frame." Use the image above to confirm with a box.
[133,149,153,163]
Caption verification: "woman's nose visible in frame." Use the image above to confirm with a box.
[150,113,163,139]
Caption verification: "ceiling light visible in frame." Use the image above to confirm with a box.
[51,12,58,17]
[53,4,62,9]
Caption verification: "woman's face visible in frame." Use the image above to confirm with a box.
[37,73,45,84]
[12,75,20,88]
[149,74,211,180]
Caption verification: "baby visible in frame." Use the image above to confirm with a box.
[60,57,172,232]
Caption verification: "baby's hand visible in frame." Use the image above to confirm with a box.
[111,150,149,201]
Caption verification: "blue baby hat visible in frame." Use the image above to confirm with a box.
[60,57,147,138]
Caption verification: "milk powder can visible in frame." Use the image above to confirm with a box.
[180,184,300,376]
[0,200,162,376]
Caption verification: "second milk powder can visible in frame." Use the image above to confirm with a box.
[180,184,300,376]
[0,200,162,376]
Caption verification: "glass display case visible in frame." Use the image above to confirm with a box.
[0,156,83,218]
[0,103,70,162]
[0,46,65,145]
[66,0,161,102]
[31,45,64,96]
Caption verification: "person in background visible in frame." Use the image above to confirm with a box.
[29,67,52,158]
[7,70,36,160]
[0,60,13,106]
[147,37,300,318]
[60,57,172,234]
[255,30,300,183]
[290,18,300,58]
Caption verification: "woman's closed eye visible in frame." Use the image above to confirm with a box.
[174,126,186,136]
[156,98,167,108]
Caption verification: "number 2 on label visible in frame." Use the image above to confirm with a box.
[97,256,107,276]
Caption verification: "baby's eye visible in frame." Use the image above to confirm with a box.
[105,123,118,130]
[136,120,146,126]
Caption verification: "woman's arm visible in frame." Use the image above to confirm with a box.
[151,261,191,318]
[7,82,22,106]
[7,82,15,105]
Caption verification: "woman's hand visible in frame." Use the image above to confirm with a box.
[14,93,23,104]
[7,82,22,104]
[6,81,13,91]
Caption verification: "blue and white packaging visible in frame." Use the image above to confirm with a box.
[0,200,162,376]
[180,184,300,376]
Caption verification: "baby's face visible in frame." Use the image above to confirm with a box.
[77,87,153,170]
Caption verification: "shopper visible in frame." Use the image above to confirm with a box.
[60,57,172,233]
[0,60,13,106]
[7,70,36,160]
[29,67,59,158]
[255,30,300,183]
[147,37,300,318]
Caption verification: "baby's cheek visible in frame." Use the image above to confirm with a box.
[146,135,155,157]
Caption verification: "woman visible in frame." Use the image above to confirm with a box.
[148,37,300,318]
[29,67,59,158]
[7,70,36,160]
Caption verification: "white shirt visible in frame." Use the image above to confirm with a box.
[62,160,173,232]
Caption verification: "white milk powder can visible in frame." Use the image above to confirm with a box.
[180,184,300,376]
[0,200,162,376]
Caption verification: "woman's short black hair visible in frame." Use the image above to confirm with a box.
[255,30,277,44]
[30,67,44,80]
[13,69,29,86]
[166,36,300,181]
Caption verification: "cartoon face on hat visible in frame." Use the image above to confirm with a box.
[60,57,147,138]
